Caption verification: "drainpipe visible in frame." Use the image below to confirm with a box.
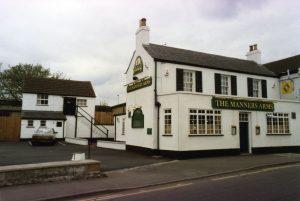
[154,60,161,153]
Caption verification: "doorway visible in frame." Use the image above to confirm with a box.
[63,97,76,115]
[239,113,249,153]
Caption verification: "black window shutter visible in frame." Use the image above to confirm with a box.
[231,75,237,96]
[196,71,202,92]
[247,78,253,97]
[215,73,221,94]
[176,68,183,91]
[261,80,267,98]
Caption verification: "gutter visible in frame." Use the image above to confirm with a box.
[154,60,161,153]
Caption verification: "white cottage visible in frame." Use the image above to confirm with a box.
[123,18,300,158]
[20,78,105,140]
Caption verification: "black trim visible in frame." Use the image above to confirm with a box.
[126,145,239,159]
[247,78,253,97]
[162,135,173,137]
[266,133,292,136]
[195,71,203,92]
[188,134,224,137]
[215,73,221,94]
[252,146,300,154]
[231,75,237,96]
[176,68,184,91]
[261,79,267,98]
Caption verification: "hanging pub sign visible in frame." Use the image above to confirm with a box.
[133,56,143,75]
[281,80,293,94]
[212,97,274,112]
[127,76,152,93]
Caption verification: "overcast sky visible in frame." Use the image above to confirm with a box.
[0,0,299,105]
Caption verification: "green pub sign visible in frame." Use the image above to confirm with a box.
[132,108,144,128]
[127,76,152,93]
[133,56,143,75]
[212,97,274,112]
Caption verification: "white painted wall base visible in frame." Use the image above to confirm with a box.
[65,137,88,146]
[97,140,126,150]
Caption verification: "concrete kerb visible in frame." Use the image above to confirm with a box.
[42,160,300,201]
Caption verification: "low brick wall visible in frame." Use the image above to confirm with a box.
[0,160,102,187]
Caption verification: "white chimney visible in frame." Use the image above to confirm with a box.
[246,44,261,64]
[136,18,150,49]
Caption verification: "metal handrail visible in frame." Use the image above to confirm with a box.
[76,106,109,138]
[77,106,109,132]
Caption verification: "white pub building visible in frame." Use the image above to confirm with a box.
[124,19,300,157]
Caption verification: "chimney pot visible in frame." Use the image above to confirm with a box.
[250,45,253,52]
[139,18,146,27]
[253,44,257,50]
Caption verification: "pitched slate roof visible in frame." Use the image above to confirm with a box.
[21,110,66,120]
[23,78,96,97]
[264,55,300,76]
[143,43,277,77]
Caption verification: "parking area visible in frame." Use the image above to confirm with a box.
[0,142,170,171]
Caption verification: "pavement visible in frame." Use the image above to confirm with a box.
[1,152,300,201]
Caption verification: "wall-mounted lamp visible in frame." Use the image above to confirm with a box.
[133,76,138,81]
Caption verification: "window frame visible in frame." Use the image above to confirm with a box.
[164,109,172,135]
[183,70,194,92]
[266,113,290,135]
[189,109,222,136]
[77,98,87,107]
[122,118,125,135]
[40,120,46,127]
[27,120,34,127]
[253,79,261,98]
[37,94,48,105]
[220,74,231,95]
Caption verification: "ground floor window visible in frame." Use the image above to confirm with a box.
[40,120,46,127]
[122,118,125,135]
[164,109,172,135]
[189,109,221,135]
[27,120,34,127]
[266,113,290,134]
[56,121,62,127]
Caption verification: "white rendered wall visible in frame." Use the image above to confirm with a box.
[125,46,157,149]
[20,119,64,139]
[115,115,126,142]
[22,94,63,111]
[157,62,280,100]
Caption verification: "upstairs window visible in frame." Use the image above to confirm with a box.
[248,78,267,98]
[183,71,193,92]
[253,79,261,97]
[37,94,48,105]
[77,99,87,107]
[27,120,34,127]
[176,69,202,93]
[215,73,237,96]
[221,75,230,95]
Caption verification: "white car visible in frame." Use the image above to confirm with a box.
[31,127,57,145]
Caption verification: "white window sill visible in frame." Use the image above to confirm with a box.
[26,126,34,128]
[266,133,291,136]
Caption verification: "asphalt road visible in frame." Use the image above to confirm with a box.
[78,164,300,201]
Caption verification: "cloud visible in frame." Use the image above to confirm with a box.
[0,0,299,105]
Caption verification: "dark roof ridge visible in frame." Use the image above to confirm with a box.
[146,43,257,64]
[143,43,276,77]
